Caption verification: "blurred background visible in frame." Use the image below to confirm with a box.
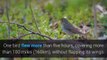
[0,0,107,40]
[0,0,107,60]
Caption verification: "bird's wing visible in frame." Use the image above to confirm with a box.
[61,18,83,34]
[72,27,83,34]
[65,24,83,34]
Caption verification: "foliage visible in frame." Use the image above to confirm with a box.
[0,0,106,40]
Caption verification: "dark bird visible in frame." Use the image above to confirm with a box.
[61,18,84,35]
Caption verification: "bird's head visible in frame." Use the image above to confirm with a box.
[61,17,69,24]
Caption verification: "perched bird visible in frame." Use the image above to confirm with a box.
[61,18,84,35]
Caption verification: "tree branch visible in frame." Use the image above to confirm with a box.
[29,1,41,33]
[93,0,98,38]
[5,0,11,39]
[0,21,53,40]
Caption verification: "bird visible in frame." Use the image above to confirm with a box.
[61,18,84,35]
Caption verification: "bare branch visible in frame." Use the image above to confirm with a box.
[5,0,11,39]
[29,1,41,33]
[17,33,31,39]
[93,0,98,38]
[22,0,29,23]
[0,21,53,40]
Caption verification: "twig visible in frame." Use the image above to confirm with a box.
[17,32,53,40]
[29,1,41,33]
[0,21,53,40]
[22,0,29,23]
[25,0,28,9]
[5,0,11,39]
[17,33,31,39]
[93,0,98,38]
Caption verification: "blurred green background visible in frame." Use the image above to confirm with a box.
[0,0,107,39]
[0,0,107,60]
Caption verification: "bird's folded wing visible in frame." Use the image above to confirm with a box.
[65,25,83,34]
